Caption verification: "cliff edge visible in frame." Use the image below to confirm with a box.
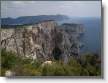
[1,20,84,63]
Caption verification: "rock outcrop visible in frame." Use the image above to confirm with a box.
[1,20,84,63]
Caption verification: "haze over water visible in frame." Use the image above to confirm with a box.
[59,17,101,54]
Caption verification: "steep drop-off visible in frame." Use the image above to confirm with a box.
[1,20,84,63]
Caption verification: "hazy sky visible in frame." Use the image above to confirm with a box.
[1,1,101,18]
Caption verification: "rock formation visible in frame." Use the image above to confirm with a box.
[1,20,84,63]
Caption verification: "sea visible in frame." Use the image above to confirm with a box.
[58,17,101,55]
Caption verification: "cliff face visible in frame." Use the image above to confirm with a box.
[1,20,84,63]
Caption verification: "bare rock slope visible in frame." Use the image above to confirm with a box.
[1,20,84,63]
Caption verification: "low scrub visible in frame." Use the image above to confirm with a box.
[1,49,101,76]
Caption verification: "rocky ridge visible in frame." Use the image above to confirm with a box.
[1,20,84,63]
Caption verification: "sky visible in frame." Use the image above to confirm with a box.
[1,1,101,18]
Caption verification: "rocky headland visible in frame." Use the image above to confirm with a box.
[1,20,84,63]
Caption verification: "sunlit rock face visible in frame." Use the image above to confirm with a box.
[1,20,84,63]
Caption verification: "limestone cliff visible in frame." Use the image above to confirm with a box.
[1,20,84,63]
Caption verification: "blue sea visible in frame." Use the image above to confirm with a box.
[58,17,101,54]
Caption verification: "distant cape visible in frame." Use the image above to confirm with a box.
[1,15,69,25]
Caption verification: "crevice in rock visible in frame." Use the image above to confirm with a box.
[52,46,62,60]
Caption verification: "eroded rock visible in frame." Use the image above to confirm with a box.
[1,20,84,63]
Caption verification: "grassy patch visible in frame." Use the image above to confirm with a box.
[1,49,101,76]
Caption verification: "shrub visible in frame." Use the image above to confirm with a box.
[41,65,55,76]
[13,64,41,76]
[1,49,101,76]
[80,53,101,76]
[1,49,22,69]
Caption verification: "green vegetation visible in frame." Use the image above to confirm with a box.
[1,49,101,76]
